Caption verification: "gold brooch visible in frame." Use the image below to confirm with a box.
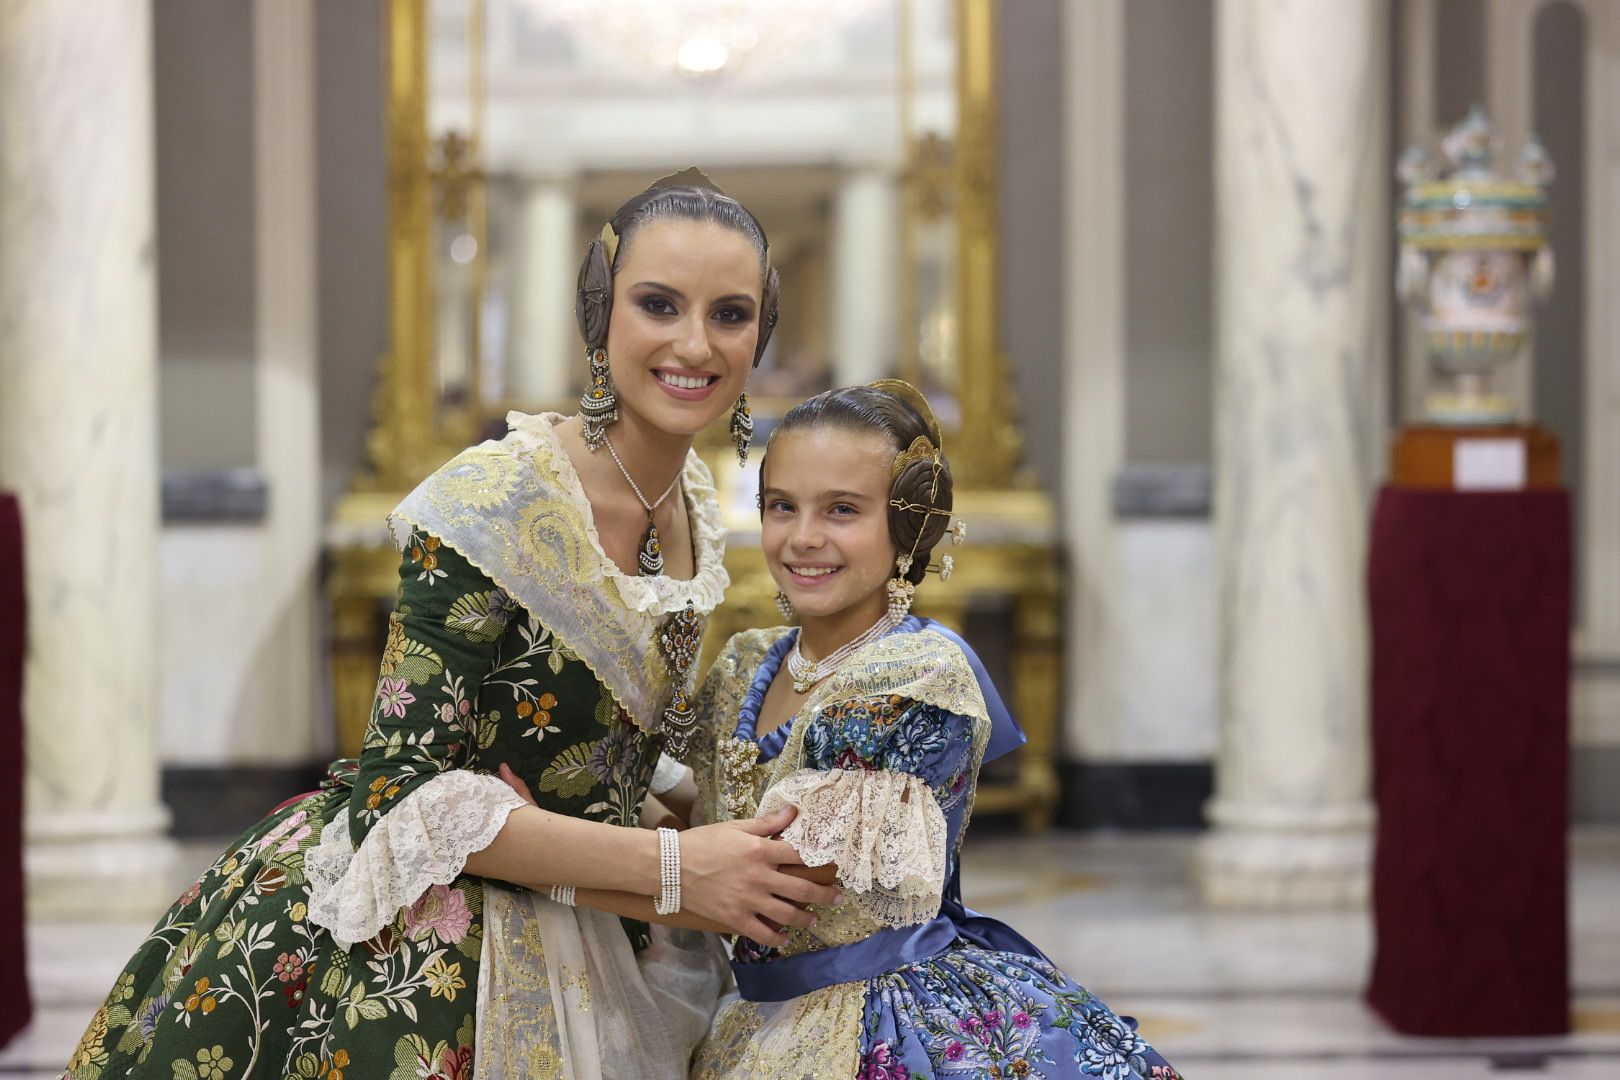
[718,736,762,821]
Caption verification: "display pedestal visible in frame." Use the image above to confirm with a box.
[1391,423,1560,490]
[1363,483,1570,1036]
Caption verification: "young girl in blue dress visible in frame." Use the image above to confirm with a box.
[675,382,1183,1079]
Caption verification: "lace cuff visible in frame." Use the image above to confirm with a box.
[307,770,526,948]
[757,768,946,928]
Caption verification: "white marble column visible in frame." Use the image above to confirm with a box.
[0,1,176,905]
[832,166,900,385]
[1060,0,1128,763]
[511,174,579,403]
[1200,0,1387,908]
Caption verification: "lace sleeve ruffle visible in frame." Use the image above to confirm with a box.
[757,767,946,929]
[307,770,526,948]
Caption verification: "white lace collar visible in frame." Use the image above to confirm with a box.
[503,411,729,617]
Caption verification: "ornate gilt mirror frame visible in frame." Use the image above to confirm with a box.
[336,2,1058,827]
[360,0,1027,494]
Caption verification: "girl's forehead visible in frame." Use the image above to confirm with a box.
[766,426,895,489]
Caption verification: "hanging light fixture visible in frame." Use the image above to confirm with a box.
[528,0,885,80]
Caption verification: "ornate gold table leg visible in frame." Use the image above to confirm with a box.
[1011,560,1062,831]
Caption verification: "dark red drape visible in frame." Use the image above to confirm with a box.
[1364,486,1570,1036]
[0,494,31,1046]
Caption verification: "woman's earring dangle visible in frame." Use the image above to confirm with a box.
[730,392,754,466]
[775,589,795,621]
[579,347,618,451]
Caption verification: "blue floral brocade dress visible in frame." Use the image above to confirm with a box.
[683,619,1183,1080]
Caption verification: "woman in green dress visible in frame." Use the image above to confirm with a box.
[60,172,840,1080]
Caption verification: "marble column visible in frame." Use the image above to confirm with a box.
[511,174,579,403]
[1200,0,1387,907]
[0,1,176,908]
[832,166,900,386]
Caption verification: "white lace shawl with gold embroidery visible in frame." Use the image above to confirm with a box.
[387,411,730,733]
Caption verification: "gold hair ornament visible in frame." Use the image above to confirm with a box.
[872,381,964,588]
[596,168,774,277]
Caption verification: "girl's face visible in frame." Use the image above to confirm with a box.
[761,427,899,625]
[603,218,762,440]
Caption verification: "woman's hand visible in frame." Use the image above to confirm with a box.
[679,809,843,947]
[494,765,841,946]
[497,764,539,808]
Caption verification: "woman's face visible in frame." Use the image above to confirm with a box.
[761,426,899,624]
[603,218,762,440]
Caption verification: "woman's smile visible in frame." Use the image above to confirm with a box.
[651,367,722,399]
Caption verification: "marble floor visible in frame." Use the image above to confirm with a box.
[9,830,1619,1079]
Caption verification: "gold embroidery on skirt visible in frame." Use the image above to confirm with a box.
[691,984,866,1079]
[477,889,566,1079]
[557,965,592,1014]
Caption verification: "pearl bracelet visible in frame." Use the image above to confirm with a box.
[549,883,576,908]
[654,826,681,916]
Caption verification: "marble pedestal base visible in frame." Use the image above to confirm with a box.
[26,807,180,921]
[1198,801,1372,909]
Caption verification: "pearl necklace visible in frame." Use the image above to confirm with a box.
[787,611,902,694]
[602,433,682,576]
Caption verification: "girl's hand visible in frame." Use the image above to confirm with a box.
[640,793,688,831]
[497,763,539,807]
[780,862,841,888]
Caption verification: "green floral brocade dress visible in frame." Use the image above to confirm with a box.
[61,413,731,1080]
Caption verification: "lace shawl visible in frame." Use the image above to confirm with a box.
[387,411,729,732]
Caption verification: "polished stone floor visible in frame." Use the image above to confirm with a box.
[10,830,1619,1078]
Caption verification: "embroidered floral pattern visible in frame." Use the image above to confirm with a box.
[61,531,667,1079]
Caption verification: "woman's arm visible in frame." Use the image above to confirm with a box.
[463,802,836,945]
[475,765,842,946]
[333,535,840,947]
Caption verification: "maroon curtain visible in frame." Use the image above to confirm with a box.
[1364,486,1570,1036]
[0,495,30,1045]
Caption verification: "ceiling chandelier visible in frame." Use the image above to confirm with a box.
[527,0,888,80]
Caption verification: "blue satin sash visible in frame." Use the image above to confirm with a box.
[732,868,1050,1002]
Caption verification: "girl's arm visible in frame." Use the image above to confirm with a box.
[653,769,701,826]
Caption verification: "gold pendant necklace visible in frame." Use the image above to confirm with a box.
[603,434,701,753]
[603,434,682,577]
